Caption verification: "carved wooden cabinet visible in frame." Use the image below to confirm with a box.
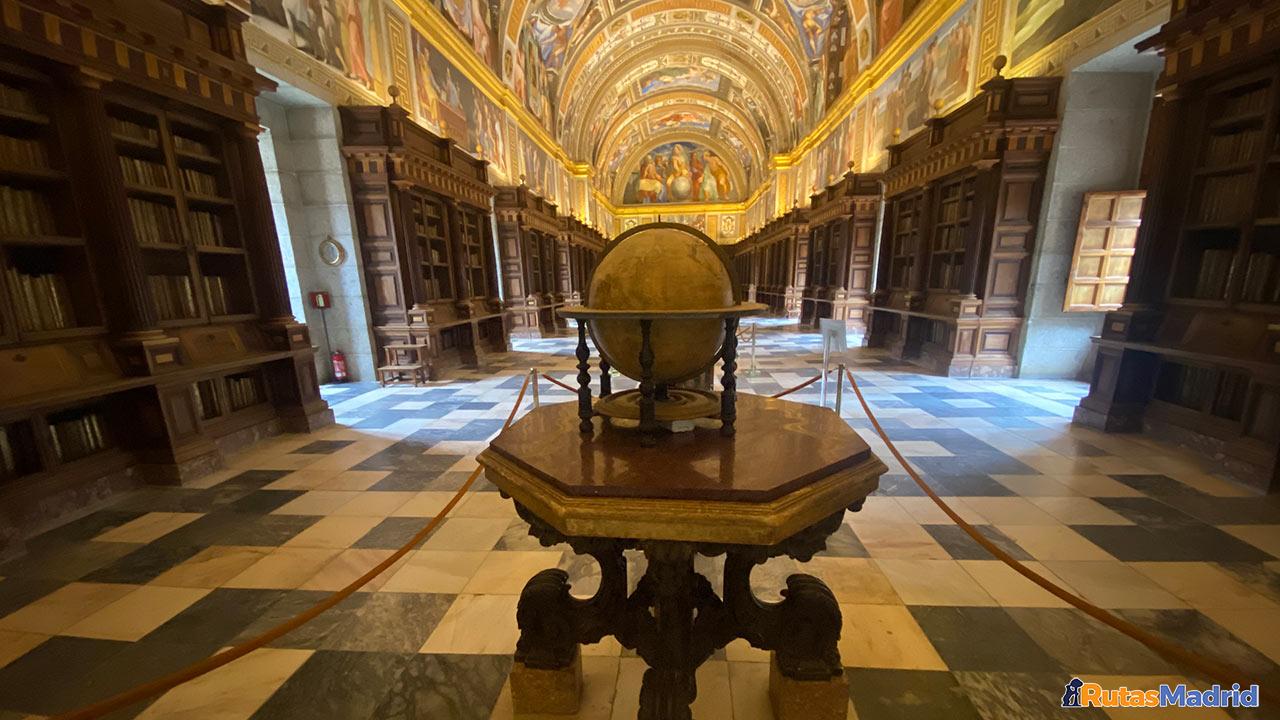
[0,0,331,552]
[1076,0,1280,492]
[804,172,882,331]
[559,214,606,304]
[339,104,507,380]
[734,208,809,319]
[494,185,565,337]
[867,73,1061,377]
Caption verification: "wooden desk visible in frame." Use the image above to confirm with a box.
[478,394,887,720]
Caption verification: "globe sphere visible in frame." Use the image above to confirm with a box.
[668,175,693,201]
[587,224,734,384]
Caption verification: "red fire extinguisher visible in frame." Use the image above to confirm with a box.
[331,349,349,383]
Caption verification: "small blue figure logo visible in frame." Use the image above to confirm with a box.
[1062,678,1084,708]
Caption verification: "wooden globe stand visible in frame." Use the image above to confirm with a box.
[560,304,765,447]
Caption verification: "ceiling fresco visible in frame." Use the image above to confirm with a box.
[493,0,895,203]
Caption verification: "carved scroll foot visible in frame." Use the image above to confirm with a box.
[768,655,849,720]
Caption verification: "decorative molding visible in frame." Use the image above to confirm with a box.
[243,23,381,108]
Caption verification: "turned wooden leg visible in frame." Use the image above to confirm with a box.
[638,319,657,447]
[576,322,593,433]
[513,569,582,714]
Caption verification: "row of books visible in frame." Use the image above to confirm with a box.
[1187,247,1235,300]
[188,210,227,247]
[0,185,56,236]
[4,266,76,332]
[0,82,37,115]
[181,168,219,196]
[936,202,972,224]
[227,375,264,410]
[1204,129,1262,167]
[173,134,213,157]
[49,411,109,463]
[1196,174,1253,224]
[193,380,222,420]
[933,226,966,251]
[149,273,198,321]
[202,275,237,316]
[929,259,964,292]
[109,116,159,146]
[128,198,180,245]
[119,156,169,188]
[0,135,48,168]
[1221,86,1269,118]
[1241,250,1280,304]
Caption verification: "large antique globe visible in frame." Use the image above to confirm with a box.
[588,223,734,383]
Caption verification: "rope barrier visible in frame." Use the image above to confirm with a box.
[52,373,533,720]
[843,368,1280,705]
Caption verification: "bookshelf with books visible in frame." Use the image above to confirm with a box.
[0,0,331,554]
[732,208,809,319]
[494,183,565,338]
[340,103,508,380]
[1077,0,1280,492]
[867,70,1061,377]
[802,171,882,332]
[559,214,605,306]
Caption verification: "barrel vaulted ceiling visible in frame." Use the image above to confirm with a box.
[500,0,877,204]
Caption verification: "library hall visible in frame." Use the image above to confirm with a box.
[0,0,1278,719]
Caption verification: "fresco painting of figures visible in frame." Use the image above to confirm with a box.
[623,142,736,204]
[251,0,382,90]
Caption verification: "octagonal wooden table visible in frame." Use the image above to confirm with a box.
[477,392,887,720]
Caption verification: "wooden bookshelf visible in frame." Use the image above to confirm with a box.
[1077,0,1280,493]
[494,184,568,338]
[340,104,508,380]
[560,214,605,306]
[0,0,331,554]
[802,172,882,331]
[867,72,1061,377]
[732,208,809,319]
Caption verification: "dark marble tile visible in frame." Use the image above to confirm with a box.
[356,452,462,475]
[1094,497,1203,527]
[0,540,140,582]
[210,469,293,490]
[1072,525,1274,562]
[322,593,455,653]
[369,470,449,492]
[143,588,292,651]
[929,475,1018,497]
[0,636,130,715]
[371,654,512,720]
[354,518,433,550]
[443,420,504,441]
[75,640,214,720]
[0,576,67,618]
[225,490,307,515]
[909,607,1061,672]
[953,671,1108,720]
[24,510,146,549]
[422,471,483,492]
[292,440,357,455]
[1005,608,1176,676]
[252,650,414,720]
[1218,562,1280,604]
[816,523,870,558]
[81,542,205,584]
[1108,474,1207,499]
[846,669,983,720]
[1155,495,1280,526]
[158,512,320,548]
[251,591,368,651]
[1116,609,1280,686]
[106,487,244,513]
[923,525,1031,562]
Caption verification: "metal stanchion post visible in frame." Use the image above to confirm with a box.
[749,324,758,376]
[835,363,845,416]
[530,368,540,408]
[820,342,830,408]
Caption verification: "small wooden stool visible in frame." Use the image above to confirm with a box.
[377,342,430,386]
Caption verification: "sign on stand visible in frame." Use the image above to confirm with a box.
[819,319,847,408]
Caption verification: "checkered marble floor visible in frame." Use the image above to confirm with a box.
[1,322,1278,720]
